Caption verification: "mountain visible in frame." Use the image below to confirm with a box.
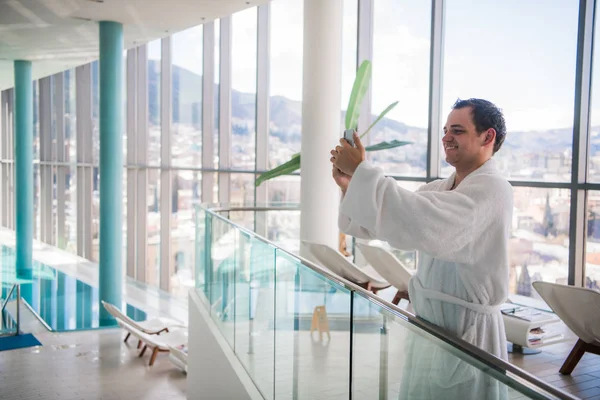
[148,60,420,144]
[147,60,587,158]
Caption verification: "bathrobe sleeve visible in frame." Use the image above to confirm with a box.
[339,161,513,265]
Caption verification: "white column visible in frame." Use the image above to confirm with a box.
[300,0,343,257]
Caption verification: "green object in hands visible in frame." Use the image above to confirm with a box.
[255,60,410,187]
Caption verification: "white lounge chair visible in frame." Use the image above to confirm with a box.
[101,301,186,345]
[532,281,600,374]
[117,319,189,366]
[356,243,416,305]
[302,241,390,293]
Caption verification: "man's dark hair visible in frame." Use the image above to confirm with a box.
[452,98,507,154]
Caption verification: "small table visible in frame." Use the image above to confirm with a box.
[502,304,564,355]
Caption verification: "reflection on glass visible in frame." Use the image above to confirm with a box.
[509,187,570,298]
[232,7,258,170]
[442,0,578,181]
[586,192,600,289]
[172,26,203,168]
[371,1,430,176]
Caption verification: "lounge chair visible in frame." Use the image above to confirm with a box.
[356,243,415,305]
[532,281,600,374]
[101,301,186,345]
[302,241,390,293]
[114,318,188,366]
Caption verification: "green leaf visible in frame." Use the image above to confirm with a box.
[365,140,412,152]
[359,101,399,139]
[345,60,372,131]
[255,153,301,187]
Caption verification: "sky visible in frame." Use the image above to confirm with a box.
[148,0,600,132]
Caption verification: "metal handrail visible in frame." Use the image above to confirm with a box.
[20,297,52,332]
[199,204,578,400]
[1,283,17,313]
[0,284,20,336]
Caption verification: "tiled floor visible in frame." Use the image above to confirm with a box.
[0,329,186,400]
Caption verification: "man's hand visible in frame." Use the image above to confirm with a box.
[332,166,351,193]
[330,132,365,176]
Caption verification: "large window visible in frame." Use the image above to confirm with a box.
[5,0,598,302]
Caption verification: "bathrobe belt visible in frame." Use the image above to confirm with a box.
[411,277,503,315]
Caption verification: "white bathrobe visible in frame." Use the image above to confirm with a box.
[339,158,513,399]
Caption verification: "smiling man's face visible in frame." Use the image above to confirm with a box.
[442,106,494,171]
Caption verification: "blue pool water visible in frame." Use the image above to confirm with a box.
[1,246,146,332]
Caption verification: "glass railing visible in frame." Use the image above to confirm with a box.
[194,204,577,400]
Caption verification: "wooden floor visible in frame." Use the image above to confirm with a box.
[509,340,600,399]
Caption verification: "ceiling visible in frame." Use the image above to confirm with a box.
[0,0,269,90]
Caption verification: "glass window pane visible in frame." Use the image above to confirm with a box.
[510,187,570,298]
[269,0,303,168]
[33,164,40,240]
[589,3,600,182]
[230,173,255,206]
[341,0,358,120]
[267,175,300,205]
[148,39,162,166]
[171,170,202,297]
[33,80,39,161]
[92,61,99,164]
[442,0,579,182]
[147,168,160,287]
[371,1,430,177]
[172,26,203,168]
[214,20,221,171]
[65,166,77,254]
[232,7,258,170]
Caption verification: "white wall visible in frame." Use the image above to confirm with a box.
[187,291,262,400]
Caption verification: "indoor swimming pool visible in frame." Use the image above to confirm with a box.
[0,246,146,332]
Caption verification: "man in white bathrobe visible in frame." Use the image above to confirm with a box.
[330,98,513,398]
